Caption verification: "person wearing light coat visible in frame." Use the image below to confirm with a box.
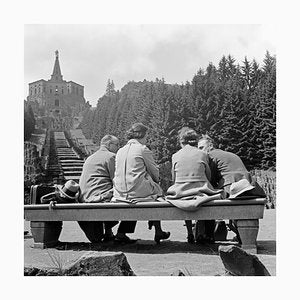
[112,123,170,244]
[166,127,223,244]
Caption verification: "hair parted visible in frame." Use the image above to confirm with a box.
[178,127,199,146]
[126,122,149,140]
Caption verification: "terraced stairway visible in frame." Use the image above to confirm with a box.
[50,131,84,182]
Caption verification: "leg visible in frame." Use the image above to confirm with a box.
[185,220,194,244]
[151,221,170,244]
[77,221,104,243]
[152,221,163,234]
[194,220,215,243]
[103,221,119,242]
[235,219,259,254]
[185,220,194,235]
[115,221,137,243]
[104,221,118,234]
[228,219,242,243]
[194,220,205,243]
[204,220,216,242]
[117,221,136,234]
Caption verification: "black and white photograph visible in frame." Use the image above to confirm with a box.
[23,23,276,277]
[5,0,300,297]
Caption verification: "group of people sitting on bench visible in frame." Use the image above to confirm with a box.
[58,122,264,245]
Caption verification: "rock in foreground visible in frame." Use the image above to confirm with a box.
[219,245,270,276]
[25,252,135,276]
[65,252,135,276]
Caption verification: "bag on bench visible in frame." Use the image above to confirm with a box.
[30,185,56,204]
[29,180,80,205]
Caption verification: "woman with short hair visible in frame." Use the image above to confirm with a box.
[113,122,170,244]
[166,127,224,244]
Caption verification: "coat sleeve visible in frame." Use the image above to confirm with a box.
[208,154,220,187]
[203,154,212,182]
[142,146,160,183]
[107,154,116,180]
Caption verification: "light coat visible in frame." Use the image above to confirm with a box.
[79,145,115,203]
[113,139,162,202]
[171,145,211,183]
[166,145,223,210]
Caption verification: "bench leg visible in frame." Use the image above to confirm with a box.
[235,219,259,254]
[30,221,63,249]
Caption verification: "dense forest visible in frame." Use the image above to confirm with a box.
[80,52,276,173]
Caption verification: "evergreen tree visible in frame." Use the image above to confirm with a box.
[79,52,276,171]
[256,52,276,170]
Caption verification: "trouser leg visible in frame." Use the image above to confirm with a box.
[117,221,137,234]
[185,220,193,235]
[77,221,104,243]
[229,219,242,243]
[151,221,163,234]
[205,220,216,239]
[194,220,215,242]
[104,221,119,230]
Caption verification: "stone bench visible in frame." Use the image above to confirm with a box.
[24,198,266,253]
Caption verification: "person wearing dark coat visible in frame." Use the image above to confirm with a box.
[198,141,251,195]
[198,134,265,242]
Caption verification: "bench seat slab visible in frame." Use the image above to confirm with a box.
[25,205,265,222]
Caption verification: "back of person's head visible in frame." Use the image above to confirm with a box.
[126,122,148,140]
[100,135,118,146]
[178,127,198,147]
[198,134,215,152]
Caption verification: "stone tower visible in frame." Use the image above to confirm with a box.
[27,51,87,129]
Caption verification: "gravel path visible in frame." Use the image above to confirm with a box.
[24,209,276,276]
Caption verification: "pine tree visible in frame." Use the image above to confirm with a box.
[256,52,276,170]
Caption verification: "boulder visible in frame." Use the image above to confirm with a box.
[219,245,270,276]
[64,252,135,276]
[24,252,135,276]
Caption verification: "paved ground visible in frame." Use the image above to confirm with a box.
[24,209,276,276]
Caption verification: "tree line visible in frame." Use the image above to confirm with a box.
[80,51,276,171]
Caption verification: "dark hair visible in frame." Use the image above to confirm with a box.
[126,123,149,140]
[178,127,198,146]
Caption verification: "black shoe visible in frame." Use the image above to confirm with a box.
[114,234,138,244]
[187,234,195,244]
[154,231,170,244]
[196,235,214,244]
[102,234,115,243]
[148,221,154,230]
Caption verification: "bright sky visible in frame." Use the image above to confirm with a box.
[24,24,276,107]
